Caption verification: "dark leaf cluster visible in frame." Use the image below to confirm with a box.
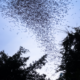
[0,46,50,80]
[57,27,80,80]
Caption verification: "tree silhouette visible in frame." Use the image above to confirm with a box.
[57,27,80,80]
[0,46,50,80]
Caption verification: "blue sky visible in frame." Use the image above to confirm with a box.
[0,13,45,60]
[0,0,80,80]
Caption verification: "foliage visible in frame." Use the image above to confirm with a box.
[57,27,80,80]
[0,46,50,80]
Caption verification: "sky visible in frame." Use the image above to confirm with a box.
[0,0,80,80]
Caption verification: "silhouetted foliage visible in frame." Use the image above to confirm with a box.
[0,46,50,80]
[57,27,80,80]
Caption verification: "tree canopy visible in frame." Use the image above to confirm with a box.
[0,46,50,80]
[57,27,80,80]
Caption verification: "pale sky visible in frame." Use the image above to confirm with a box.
[0,0,80,80]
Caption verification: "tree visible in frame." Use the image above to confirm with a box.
[0,0,71,53]
[57,27,80,80]
[0,46,50,80]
